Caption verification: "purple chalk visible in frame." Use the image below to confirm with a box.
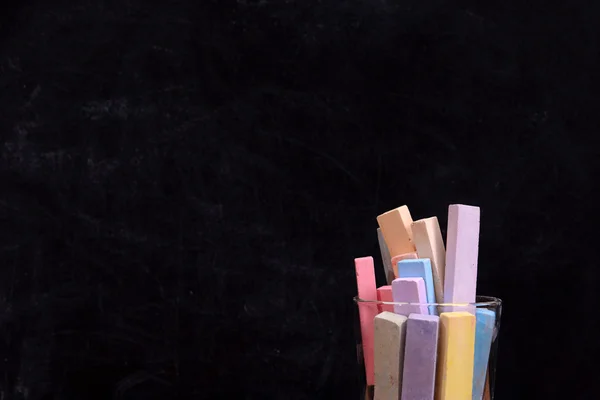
[401,314,439,400]
[391,278,428,316]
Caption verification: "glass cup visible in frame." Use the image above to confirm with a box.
[354,295,502,400]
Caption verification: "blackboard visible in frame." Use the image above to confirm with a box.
[1,1,597,399]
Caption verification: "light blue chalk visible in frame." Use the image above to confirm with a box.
[472,309,496,400]
[397,259,436,315]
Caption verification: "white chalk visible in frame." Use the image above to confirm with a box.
[443,204,480,309]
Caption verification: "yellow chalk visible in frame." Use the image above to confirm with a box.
[377,206,415,257]
[435,312,476,400]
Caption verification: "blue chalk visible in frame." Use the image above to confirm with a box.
[397,259,436,315]
[472,309,496,400]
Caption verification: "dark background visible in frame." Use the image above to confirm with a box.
[1,0,598,399]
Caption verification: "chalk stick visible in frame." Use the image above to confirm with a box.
[401,314,439,400]
[366,386,374,400]
[376,286,394,313]
[412,216,446,303]
[355,256,378,386]
[483,373,491,400]
[377,228,395,285]
[377,205,416,258]
[435,312,476,400]
[391,277,428,316]
[472,309,496,400]
[443,204,480,307]
[373,312,408,400]
[390,252,418,279]
[397,258,436,314]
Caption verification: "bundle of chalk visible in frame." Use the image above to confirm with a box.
[355,204,495,400]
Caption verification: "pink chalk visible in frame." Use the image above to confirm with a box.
[390,252,418,278]
[443,204,480,306]
[391,277,429,316]
[355,256,378,386]
[376,286,394,313]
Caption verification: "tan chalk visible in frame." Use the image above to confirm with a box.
[374,312,408,400]
[377,206,416,258]
[412,216,446,303]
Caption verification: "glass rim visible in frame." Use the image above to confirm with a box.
[353,295,502,307]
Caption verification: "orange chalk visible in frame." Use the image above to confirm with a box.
[377,205,416,258]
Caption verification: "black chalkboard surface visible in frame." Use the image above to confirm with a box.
[1,1,597,399]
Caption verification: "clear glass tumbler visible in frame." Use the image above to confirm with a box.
[354,296,502,400]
